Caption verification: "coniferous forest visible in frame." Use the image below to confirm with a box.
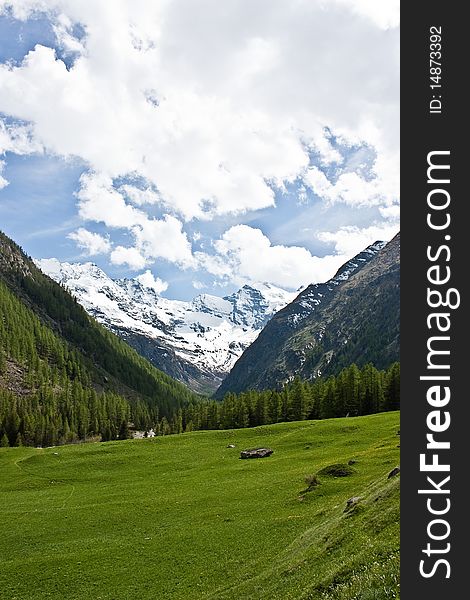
[173,361,399,434]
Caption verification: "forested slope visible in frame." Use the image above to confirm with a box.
[0,231,198,447]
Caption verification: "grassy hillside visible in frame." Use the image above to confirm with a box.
[0,412,400,599]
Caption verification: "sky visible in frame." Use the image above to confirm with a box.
[0,0,399,300]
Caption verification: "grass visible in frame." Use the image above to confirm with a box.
[0,412,400,599]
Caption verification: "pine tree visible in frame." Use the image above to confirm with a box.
[255,394,269,426]
[383,362,400,411]
[171,409,183,434]
[268,392,282,424]
[289,378,307,421]
[118,420,130,440]
[234,398,249,429]
[320,377,337,419]
[160,417,171,436]
[344,364,361,416]
[360,363,380,415]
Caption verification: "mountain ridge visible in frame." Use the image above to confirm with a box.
[35,258,297,394]
[215,234,399,398]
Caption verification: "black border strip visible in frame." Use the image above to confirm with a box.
[401,4,466,597]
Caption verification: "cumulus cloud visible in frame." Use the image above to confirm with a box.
[199,225,347,289]
[0,0,399,223]
[67,227,111,256]
[0,0,399,294]
[119,184,160,206]
[304,165,397,207]
[110,246,147,270]
[317,223,399,257]
[77,172,146,229]
[0,119,42,155]
[76,171,194,269]
[133,215,195,269]
[135,269,168,295]
[197,220,400,290]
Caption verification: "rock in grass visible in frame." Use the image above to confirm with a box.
[344,496,362,512]
[226,444,236,448]
[240,448,273,459]
[388,466,400,479]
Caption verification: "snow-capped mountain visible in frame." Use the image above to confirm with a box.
[35,258,297,394]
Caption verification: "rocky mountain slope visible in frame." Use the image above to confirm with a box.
[215,234,399,397]
[35,259,296,394]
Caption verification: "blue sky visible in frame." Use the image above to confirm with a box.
[0,1,399,300]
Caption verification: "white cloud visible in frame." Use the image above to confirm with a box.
[335,0,399,29]
[135,269,168,294]
[0,0,399,223]
[77,172,146,229]
[132,214,195,269]
[52,12,86,56]
[317,223,399,257]
[202,225,347,289]
[199,220,400,290]
[0,160,8,189]
[0,118,43,156]
[119,184,160,206]
[0,1,400,296]
[110,245,147,270]
[75,171,194,268]
[67,227,111,255]
[379,204,400,219]
[304,166,396,207]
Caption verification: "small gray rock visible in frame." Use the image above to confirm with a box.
[226,444,236,448]
[344,496,361,512]
[240,448,273,459]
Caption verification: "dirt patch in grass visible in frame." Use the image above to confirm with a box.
[317,463,355,477]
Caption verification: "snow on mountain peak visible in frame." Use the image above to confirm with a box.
[34,258,296,390]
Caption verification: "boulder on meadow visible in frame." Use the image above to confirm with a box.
[344,496,361,512]
[240,448,273,459]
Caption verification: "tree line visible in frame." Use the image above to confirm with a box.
[174,361,400,434]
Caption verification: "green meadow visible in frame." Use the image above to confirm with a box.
[0,412,400,600]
